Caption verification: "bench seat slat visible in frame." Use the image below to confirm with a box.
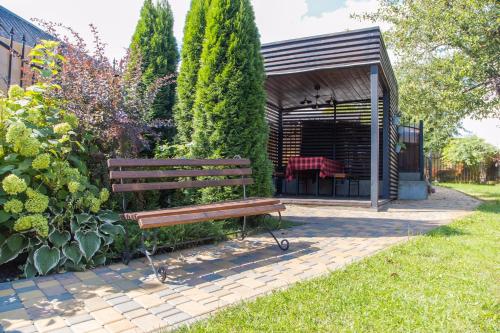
[112,178,254,192]
[123,197,281,220]
[110,168,252,180]
[138,204,285,229]
[108,158,251,168]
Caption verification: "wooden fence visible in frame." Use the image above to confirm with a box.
[425,153,499,183]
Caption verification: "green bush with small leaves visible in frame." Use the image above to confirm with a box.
[0,41,123,277]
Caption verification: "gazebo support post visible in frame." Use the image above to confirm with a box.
[370,64,379,210]
[382,89,390,199]
[277,108,284,194]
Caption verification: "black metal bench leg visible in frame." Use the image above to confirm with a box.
[121,221,132,265]
[141,230,168,283]
[240,216,247,240]
[263,213,289,251]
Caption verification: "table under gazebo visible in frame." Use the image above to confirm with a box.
[284,156,350,197]
[261,27,399,209]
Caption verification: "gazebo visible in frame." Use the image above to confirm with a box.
[262,27,399,209]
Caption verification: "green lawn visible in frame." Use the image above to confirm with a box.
[177,184,500,332]
[438,182,500,201]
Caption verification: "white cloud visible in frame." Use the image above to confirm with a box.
[253,0,382,44]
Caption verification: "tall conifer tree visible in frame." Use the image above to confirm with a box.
[191,0,273,197]
[128,0,179,140]
[173,0,208,145]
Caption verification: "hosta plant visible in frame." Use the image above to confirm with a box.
[0,41,123,277]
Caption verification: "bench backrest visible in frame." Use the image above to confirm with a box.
[107,158,253,193]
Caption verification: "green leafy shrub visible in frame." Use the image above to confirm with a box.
[443,136,498,168]
[0,41,123,277]
[442,136,499,183]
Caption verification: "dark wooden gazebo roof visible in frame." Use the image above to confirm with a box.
[261,27,399,208]
[261,27,397,108]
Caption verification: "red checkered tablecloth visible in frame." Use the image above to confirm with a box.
[285,156,344,181]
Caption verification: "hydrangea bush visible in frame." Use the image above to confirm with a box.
[0,42,123,277]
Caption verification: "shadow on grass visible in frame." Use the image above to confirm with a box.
[475,192,500,200]
[476,201,500,214]
[426,225,467,237]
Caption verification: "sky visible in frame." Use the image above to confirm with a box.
[2,0,498,147]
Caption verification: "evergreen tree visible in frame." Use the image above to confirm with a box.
[173,0,209,145]
[128,0,179,140]
[191,0,273,198]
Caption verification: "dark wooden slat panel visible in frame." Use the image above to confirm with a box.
[138,204,286,229]
[112,178,254,193]
[266,103,280,168]
[278,100,384,179]
[108,158,251,168]
[263,38,381,60]
[264,46,380,68]
[265,54,380,74]
[125,197,280,220]
[110,168,252,180]
[261,27,381,54]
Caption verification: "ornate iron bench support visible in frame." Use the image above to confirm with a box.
[140,230,168,283]
[133,212,288,284]
[240,213,289,251]
[264,213,289,251]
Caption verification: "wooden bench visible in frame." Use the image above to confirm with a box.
[108,157,288,282]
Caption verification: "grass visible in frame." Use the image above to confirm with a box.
[438,182,500,201]
[176,184,500,332]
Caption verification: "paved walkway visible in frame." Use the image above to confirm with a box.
[0,187,480,333]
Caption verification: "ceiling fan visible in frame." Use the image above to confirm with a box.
[325,94,337,107]
[299,84,337,109]
[300,97,312,105]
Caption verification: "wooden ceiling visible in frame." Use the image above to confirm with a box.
[264,65,384,109]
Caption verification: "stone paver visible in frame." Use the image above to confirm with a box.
[0,187,479,332]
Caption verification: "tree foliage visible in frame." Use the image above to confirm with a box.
[174,0,209,145]
[127,0,179,140]
[361,0,499,151]
[33,19,175,186]
[442,136,498,167]
[190,0,273,198]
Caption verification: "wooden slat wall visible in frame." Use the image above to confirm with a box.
[265,103,280,169]
[277,100,384,180]
[379,39,399,200]
[261,27,382,75]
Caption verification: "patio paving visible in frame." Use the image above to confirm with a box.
[0,187,480,333]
